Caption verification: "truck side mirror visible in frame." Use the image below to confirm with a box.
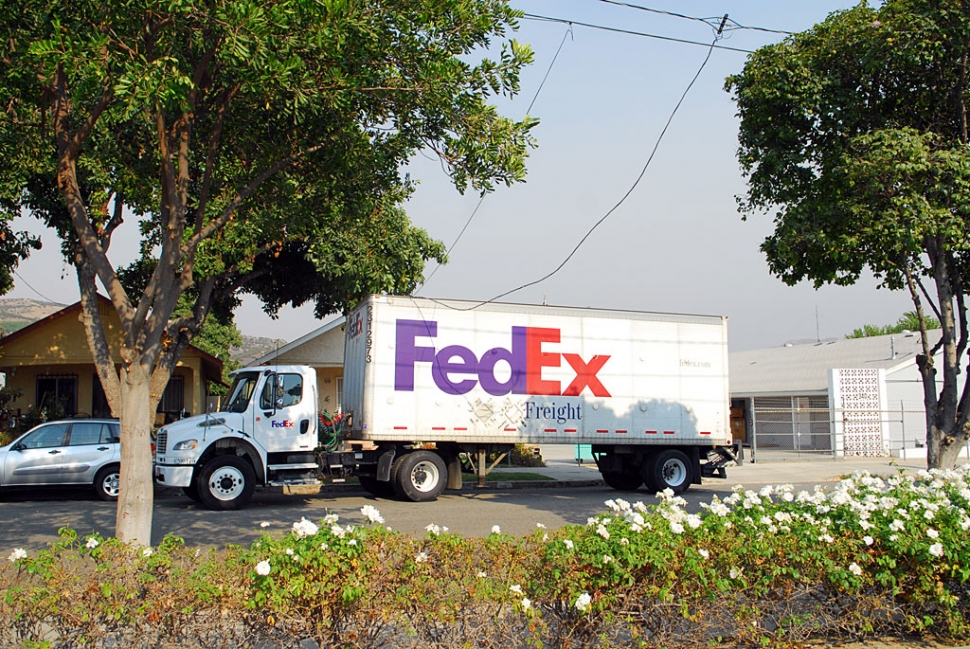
[300,420,309,434]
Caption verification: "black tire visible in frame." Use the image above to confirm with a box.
[601,470,642,491]
[643,450,691,495]
[197,455,256,510]
[358,476,397,499]
[94,465,121,501]
[390,451,447,502]
[182,484,202,502]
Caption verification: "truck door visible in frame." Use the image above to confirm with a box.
[256,371,317,453]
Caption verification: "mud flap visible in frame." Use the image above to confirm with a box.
[377,449,396,482]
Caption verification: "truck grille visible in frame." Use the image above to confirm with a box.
[156,430,167,454]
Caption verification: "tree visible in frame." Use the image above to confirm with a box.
[0,0,536,546]
[846,312,942,339]
[727,0,970,469]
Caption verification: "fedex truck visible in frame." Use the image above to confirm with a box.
[153,294,735,509]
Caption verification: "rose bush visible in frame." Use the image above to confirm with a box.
[4,467,970,647]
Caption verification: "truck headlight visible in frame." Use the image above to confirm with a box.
[173,439,198,451]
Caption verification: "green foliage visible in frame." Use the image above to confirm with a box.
[0,0,537,542]
[0,218,39,296]
[726,0,970,467]
[6,467,970,646]
[847,311,943,338]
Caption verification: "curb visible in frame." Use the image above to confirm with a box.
[156,475,606,499]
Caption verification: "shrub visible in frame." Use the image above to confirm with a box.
[4,467,970,647]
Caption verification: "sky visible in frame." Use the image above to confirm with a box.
[6,0,914,352]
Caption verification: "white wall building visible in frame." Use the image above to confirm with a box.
[729,330,964,459]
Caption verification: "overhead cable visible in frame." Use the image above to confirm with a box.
[595,0,792,36]
[418,23,574,292]
[13,269,67,306]
[523,13,753,54]
[482,26,725,305]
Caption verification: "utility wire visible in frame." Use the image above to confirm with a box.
[597,0,716,27]
[13,269,66,305]
[523,13,753,53]
[483,26,724,306]
[595,0,792,36]
[418,23,574,292]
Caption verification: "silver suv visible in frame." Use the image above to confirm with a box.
[0,419,121,501]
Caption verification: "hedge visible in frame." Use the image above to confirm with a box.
[3,466,970,647]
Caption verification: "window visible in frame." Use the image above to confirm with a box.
[158,375,185,415]
[69,422,118,446]
[226,372,260,413]
[336,377,343,413]
[20,422,69,449]
[260,373,303,410]
[36,375,78,417]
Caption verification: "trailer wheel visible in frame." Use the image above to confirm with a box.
[198,455,256,510]
[644,450,691,495]
[601,470,642,491]
[391,451,446,502]
[359,476,397,499]
[93,465,121,501]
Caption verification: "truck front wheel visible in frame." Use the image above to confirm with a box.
[197,455,256,510]
[644,449,691,495]
[391,451,446,502]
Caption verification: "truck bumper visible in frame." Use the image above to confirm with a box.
[154,464,194,487]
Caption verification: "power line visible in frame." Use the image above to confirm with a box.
[484,29,724,305]
[522,13,754,54]
[13,269,67,305]
[418,23,574,292]
[595,0,792,36]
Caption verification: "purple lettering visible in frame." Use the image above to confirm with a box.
[432,345,478,395]
[392,319,611,397]
[479,327,527,396]
[395,319,437,391]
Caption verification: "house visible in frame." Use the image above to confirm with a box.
[0,297,222,426]
[729,330,964,459]
[251,315,346,415]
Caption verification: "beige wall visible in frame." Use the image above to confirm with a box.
[0,302,216,421]
[259,321,346,414]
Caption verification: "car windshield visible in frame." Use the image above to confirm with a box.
[225,372,260,413]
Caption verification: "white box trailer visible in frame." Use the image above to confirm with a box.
[154,294,735,510]
[343,294,734,494]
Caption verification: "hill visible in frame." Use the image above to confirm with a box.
[0,298,286,364]
[0,298,63,336]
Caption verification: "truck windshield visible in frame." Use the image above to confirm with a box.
[225,372,260,413]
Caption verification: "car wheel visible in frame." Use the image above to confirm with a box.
[197,455,256,510]
[94,465,121,501]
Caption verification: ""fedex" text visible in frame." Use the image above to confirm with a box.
[394,319,611,397]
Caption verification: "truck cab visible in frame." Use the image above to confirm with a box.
[154,365,320,509]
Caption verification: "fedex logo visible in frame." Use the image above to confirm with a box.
[271,420,295,428]
[349,311,364,339]
[394,319,611,397]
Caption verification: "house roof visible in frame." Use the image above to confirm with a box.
[0,296,223,380]
[730,330,942,397]
[252,315,345,366]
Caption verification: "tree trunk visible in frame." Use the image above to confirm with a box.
[932,418,968,469]
[115,362,155,546]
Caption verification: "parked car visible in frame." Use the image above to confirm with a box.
[0,419,121,501]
